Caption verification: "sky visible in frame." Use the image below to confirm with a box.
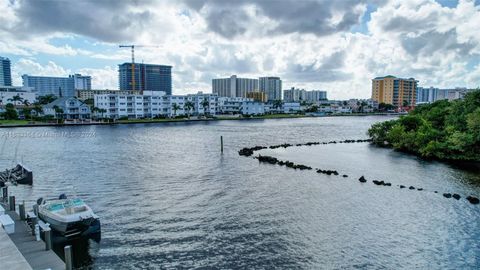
[1,0,480,99]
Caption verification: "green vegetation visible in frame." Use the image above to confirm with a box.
[368,90,480,161]
[0,119,30,125]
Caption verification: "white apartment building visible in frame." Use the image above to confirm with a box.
[284,88,327,103]
[241,101,265,115]
[95,92,224,119]
[0,86,37,105]
[217,97,251,114]
[283,102,301,114]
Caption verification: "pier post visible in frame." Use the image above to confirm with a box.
[2,186,7,201]
[19,201,26,220]
[65,245,73,270]
[221,136,224,153]
[9,195,15,211]
[45,229,52,250]
[33,204,39,216]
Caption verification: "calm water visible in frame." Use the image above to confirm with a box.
[1,116,479,269]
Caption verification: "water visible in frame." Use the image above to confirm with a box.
[1,116,479,269]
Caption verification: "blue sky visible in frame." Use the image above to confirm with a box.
[1,0,479,99]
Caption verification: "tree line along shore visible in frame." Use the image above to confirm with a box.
[368,90,480,162]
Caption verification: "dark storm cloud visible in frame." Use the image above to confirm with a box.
[206,9,251,38]
[285,51,351,82]
[401,29,475,58]
[183,0,369,38]
[10,0,154,42]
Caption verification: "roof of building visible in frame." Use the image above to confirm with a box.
[43,97,87,109]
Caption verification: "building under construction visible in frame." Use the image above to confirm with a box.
[118,63,172,95]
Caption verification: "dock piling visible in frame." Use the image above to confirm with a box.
[19,201,25,220]
[1,186,7,201]
[65,245,73,270]
[45,229,52,250]
[9,195,15,211]
[221,136,224,153]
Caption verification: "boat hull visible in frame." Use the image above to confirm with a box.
[38,212,100,238]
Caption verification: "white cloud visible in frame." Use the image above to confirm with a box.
[2,0,480,99]
[11,59,71,85]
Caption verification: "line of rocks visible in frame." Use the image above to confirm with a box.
[241,141,480,206]
[358,176,479,205]
[256,155,313,170]
[238,138,372,157]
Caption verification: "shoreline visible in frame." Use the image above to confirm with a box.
[0,113,400,128]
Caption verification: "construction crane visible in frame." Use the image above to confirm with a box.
[118,45,158,91]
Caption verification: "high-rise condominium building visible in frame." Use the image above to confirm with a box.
[416,87,438,104]
[284,88,327,103]
[259,77,282,101]
[72,74,92,90]
[371,75,417,108]
[0,57,12,86]
[119,63,172,95]
[212,75,259,98]
[22,74,91,97]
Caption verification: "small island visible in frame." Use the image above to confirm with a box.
[368,90,480,162]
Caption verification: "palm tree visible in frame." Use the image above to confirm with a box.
[172,103,181,117]
[33,103,43,116]
[38,94,57,105]
[22,99,30,107]
[273,100,283,113]
[8,95,23,105]
[91,107,99,120]
[52,105,64,121]
[360,101,367,113]
[22,108,32,120]
[184,101,194,118]
[201,99,209,115]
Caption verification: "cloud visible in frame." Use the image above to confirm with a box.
[78,66,118,89]
[11,58,71,85]
[183,0,369,38]
[1,0,480,100]
[10,0,156,43]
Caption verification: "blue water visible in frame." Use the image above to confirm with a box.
[1,116,479,269]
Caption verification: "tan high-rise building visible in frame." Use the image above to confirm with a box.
[246,91,268,102]
[372,75,417,108]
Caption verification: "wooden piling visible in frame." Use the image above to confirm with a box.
[19,201,25,220]
[221,136,224,153]
[45,229,52,251]
[2,186,7,201]
[65,245,73,270]
[9,195,15,211]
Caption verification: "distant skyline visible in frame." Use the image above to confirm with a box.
[1,0,479,99]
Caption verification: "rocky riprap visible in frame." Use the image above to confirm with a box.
[239,139,479,206]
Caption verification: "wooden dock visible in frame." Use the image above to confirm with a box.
[1,202,65,270]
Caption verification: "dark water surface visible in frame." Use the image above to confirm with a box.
[1,116,479,269]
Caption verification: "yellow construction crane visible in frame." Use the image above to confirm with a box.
[118,45,158,91]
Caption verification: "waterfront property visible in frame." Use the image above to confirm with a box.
[43,97,91,120]
[371,75,417,110]
[283,87,327,103]
[76,89,141,101]
[0,86,37,105]
[94,91,221,119]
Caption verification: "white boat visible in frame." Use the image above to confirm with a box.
[37,195,100,238]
